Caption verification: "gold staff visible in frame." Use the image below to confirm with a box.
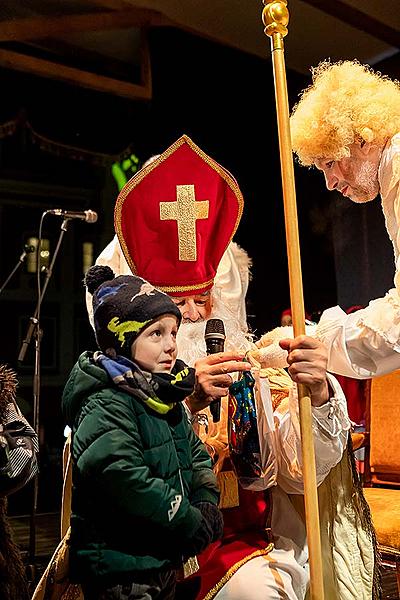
[261,2,325,598]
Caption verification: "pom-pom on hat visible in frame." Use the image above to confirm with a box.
[114,135,244,296]
[85,265,181,358]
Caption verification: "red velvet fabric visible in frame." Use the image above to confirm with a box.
[115,135,243,296]
[335,375,367,424]
[193,486,272,599]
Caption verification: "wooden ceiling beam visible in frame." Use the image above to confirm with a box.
[301,0,400,49]
[84,0,135,9]
[0,48,152,100]
[0,8,171,42]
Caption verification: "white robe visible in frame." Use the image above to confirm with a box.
[318,133,400,378]
[185,371,353,600]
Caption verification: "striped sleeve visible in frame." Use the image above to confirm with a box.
[0,402,39,495]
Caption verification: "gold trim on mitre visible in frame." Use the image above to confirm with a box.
[114,135,244,293]
[156,278,215,294]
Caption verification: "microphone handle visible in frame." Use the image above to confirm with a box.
[206,339,225,423]
[210,398,221,422]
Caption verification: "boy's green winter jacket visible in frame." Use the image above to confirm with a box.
[61,351,219,587]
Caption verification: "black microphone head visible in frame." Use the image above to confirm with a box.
[204,320,226,418]
[205,318,225,341]
[24,244,35,253]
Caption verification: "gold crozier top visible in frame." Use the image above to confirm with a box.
[159,184,209,261]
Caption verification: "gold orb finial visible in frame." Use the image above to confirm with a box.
[262,1,289,38]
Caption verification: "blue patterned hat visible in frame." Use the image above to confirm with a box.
[85,265,181,358]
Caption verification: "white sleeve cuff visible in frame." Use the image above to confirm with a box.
[183,401,195,424]
[312,373,351,438]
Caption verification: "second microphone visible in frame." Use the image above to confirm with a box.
[47,209,98,223]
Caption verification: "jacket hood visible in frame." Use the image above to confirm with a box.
[62,351,109,427]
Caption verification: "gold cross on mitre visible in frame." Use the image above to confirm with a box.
[159,184,209,261]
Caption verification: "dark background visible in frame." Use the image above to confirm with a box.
[0,27,397,513]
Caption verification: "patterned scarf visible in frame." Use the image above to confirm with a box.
[228,370,262,478]
[93,352,195,415]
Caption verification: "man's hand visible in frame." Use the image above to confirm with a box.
[279,336,329,407]
[186,352,252,414]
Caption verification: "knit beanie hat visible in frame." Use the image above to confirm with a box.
[85,265,182,358]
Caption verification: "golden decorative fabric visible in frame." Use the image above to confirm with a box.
[182,556,200,578]
[351,431,368,451]
[364,487,400,550]
[32,436,84,600]
[31,528,83,600]
[370,370,400,477]
[217,470,240,508]
[290,447,376,599]
[159,184,209,261]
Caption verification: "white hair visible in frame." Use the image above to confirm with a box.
[176,289,253,367]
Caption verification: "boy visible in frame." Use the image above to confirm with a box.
[62,265,223,600]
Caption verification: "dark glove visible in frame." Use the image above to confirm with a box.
[181,515,213,561]
[180,502,223,561]
[194,502,224,543]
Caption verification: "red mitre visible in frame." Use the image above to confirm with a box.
[114,135,244,296]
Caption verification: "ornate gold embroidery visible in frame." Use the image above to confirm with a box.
[160,184,209,261]
[201,544,274,600]
[61,584,83,600]
[182,555,200,578]
[156,278,215,293]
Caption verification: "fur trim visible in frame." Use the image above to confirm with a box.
[0,498,29,600]
[230,242,252,282]
[0,365,17,419]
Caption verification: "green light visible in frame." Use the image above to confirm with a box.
[111,153,140,191]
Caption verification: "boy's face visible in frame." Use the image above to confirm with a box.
[131,315,178,373]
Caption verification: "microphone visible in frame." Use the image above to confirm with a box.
[205,318,226,422]
[46,209,98,223]
[0,243,37,296]
[18,244,35,262]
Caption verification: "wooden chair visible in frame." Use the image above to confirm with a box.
[362,370,400,595]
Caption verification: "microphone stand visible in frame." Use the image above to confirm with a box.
[0,245,34,296]
[18,217,71,585]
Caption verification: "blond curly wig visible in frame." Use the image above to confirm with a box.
[290,60,400,166]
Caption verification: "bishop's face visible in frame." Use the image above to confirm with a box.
[315,142,382,204]
[171,292,213,323]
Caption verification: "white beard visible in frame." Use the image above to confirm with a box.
[176,294,253,367]
[350,159,380,203]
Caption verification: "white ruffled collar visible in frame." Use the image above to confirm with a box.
[379,134,400,261]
